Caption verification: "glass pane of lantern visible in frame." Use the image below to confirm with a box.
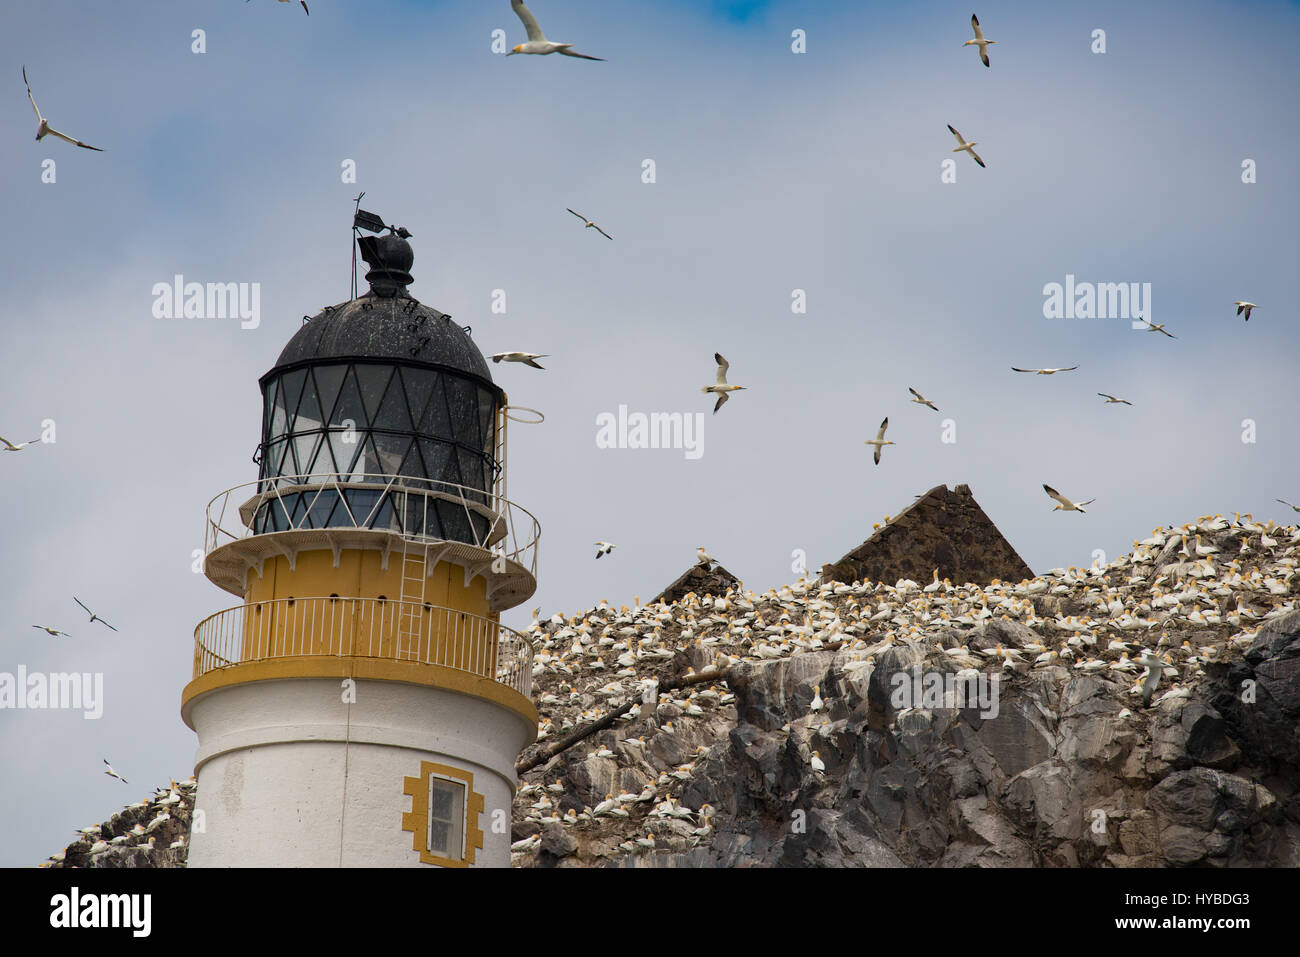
[268,379,288,439]
[263,380,278,439]
[419,375,452,438]
[313,365,347,424]
[371,432,408,477]
[279,369,307,431]
[477,388,495,455]
[403,369,436,433]
[295,371,324,433]
[331,367,366,431]
[292,433,322,479]
[444,378,477,446]
[356,365,394,426]
[459,448,485,493]
[375,370,413,432]
[420,439,452,488]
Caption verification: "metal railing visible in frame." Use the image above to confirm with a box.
[203,472,540,581]
[194,597,533,699]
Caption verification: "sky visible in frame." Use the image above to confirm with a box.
[1,0,1298,867]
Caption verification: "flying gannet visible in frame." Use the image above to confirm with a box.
[0,434,40,452]
[908,387,939,412]
[508,0,605,60]
[964,14,995,67]
[32,624,71,637]
[74,597,118,632]
[864,417,895,465]
[490,352,548,369]
[1097,393,1132,405]
[1140,319,1176,339]
[103,759,128,784]
[22,66,103,151]
[702,352,745,413]
[566,208,612,239]
[594,541,616,559]
[1044,484,1095,513]
[947,124,985,168]
[1012,366,1078,375]
[1235,301,1256,321]
[1276,499,1300,514]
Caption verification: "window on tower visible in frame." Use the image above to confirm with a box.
[427,775,466,861]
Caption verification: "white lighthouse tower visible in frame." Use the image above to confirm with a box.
[182,226,539,867]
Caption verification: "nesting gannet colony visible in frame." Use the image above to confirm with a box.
[504,511,1300,867]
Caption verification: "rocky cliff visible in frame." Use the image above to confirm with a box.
[514,515,1300,867]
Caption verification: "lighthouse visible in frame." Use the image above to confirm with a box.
[182,225,539,867]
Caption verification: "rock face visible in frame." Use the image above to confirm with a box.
[514,517,1300,868]
[654,562,740,605]
[43,782,194,868]
[820,483,1034,588]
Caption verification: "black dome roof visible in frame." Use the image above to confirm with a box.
[265,295,497,388]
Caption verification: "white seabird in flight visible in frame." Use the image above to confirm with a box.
[103,759,128,784]
[74,597,118,632]
[32,624,71,637]
[1012,366,1078,375]
[908,387,939,412]
[508,1,605,60]
[1140,319,1176,339]
[702,353,745,413]
[0,434,40,452]
[22,66,103,151]
[1234,301,1257,321]
[964,14,995,67]
[566,208,613,240]
[1097,393,1132,405]
[947,124,985,168]
[594,541,616,559]
[1275,499,1300,514]
[864,417,895,465]
[1043,484,1095,513]
[490,352,548,369]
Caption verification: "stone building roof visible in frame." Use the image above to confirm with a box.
[652,561,740,605]
[819,483,1033,587]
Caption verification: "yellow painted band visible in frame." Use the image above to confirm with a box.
[181,655,537,729]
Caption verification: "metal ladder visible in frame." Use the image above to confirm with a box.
[396,537,429,658]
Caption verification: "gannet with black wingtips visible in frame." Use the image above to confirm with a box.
[566,208,612,239]
[1044,484,1095,513]
[947,124,985,167]
[864,418,894,465]
[22,66,103,150]
[508,0,605,60]
[702,353,745,413]
[964,14,995,67]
